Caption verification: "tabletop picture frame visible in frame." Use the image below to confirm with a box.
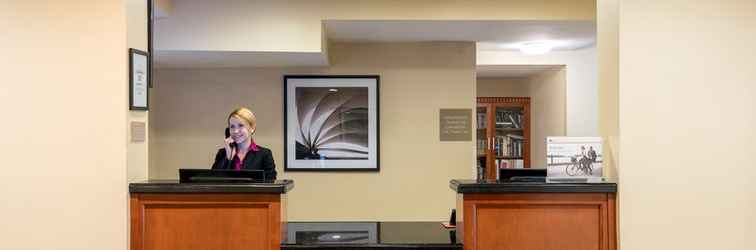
[284,75,380,171]
[129,48,149,110]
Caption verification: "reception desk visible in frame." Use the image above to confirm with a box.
[129,180,294,250]
[450,179,617,250]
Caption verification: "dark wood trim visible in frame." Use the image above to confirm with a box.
[459,193,615,250]
[130,194,143,250]
[524,102,531,167]
[463,193,608,202]
[134,193,281,202]
[477,97,531,180]
[608,193,617,250]
[486,103,495,180]
[130,193,283,250]
[476,97,531,104]
[449,179,618,193]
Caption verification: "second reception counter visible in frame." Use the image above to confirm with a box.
[129,180,294,250]
[450,179,617,250]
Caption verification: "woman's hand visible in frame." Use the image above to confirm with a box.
[224,137,236,160]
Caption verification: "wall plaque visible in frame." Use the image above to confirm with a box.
[440,109,472,141]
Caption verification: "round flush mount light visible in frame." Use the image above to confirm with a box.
[518,41,556,55]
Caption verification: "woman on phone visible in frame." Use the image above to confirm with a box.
[211,107,277,180]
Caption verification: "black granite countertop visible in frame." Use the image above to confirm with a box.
[281,222,460,250]
[450,179,617,193]
[129,179,294,193]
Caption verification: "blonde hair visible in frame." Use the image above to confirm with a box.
[228,107,257,134]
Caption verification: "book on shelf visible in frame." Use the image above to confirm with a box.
[476,113,486,129]
[495,159,525,170]
[506,134,524,140]
[495,110,524,129]
[507,114,519,128]
[476,138,487,155]
[493,134,524,158]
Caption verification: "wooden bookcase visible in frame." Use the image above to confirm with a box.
[476,97,531,180]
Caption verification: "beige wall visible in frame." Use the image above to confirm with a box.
[476,78,530,97]
[156,0,595,52]
[127,0,149,181]
[0,1,127,249]
[597,0,619,180]
[617,0,756,249]
[476,68,567,168]
[527,68,567,167]
[477,48,597,137]
[151,42,475,221]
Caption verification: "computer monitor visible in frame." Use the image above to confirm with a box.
[179,169,265,183]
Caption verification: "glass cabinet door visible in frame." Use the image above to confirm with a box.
[493,105,525,169]
[476,97,531,180]
[476,105,488,171]
[476,106,488,155]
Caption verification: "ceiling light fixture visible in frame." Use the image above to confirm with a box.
[518,41,555,55]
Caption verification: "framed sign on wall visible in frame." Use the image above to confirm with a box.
[129,48,149,110]
[284,75,380,171]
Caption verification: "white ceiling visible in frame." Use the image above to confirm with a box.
[155,20,595,68]
[325,20,596,51]
[476,65,562,78]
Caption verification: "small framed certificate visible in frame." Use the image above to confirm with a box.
[129,48,149,110]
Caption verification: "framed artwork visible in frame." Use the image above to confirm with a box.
[284,75,380,171]
[129,48,149,110]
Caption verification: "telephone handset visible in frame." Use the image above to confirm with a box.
[224,127,237,149]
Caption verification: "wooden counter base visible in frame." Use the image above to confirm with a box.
[457,193,616,250]
[130,193,285,250]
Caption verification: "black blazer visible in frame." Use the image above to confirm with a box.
[211,146,277,180]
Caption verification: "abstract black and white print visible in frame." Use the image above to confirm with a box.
[295,87,368,160]
[284,75,379,171]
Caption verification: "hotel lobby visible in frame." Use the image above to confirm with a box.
[2,1,755,250]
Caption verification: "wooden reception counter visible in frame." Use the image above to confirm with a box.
[450,179,617,250]
[129,180,294,250]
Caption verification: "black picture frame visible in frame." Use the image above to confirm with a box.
[129,48,149,110]
[283,75,380,171]
[147,0,154,88]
